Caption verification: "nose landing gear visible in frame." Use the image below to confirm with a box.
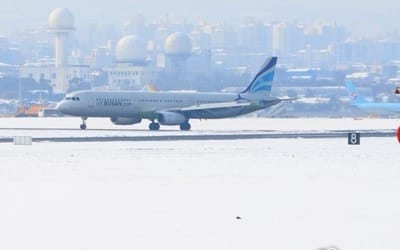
[80,117,87,130]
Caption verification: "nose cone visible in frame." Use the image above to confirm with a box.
[56,101,67,114]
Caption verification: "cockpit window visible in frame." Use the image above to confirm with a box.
[65,96,80,101]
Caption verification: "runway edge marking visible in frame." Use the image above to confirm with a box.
[0,130,396,143]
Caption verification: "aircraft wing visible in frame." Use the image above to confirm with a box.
[179,101,252,111]
[161,101,255,119]
[162,98,285,119]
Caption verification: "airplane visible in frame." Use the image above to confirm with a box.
[56,56,284,131]
[345,80,400,114]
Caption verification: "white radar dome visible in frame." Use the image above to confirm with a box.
[115,35,147,63]
[48,8,75,30]
[165,32,192,56]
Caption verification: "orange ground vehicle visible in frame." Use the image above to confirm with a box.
[15,103,43,117]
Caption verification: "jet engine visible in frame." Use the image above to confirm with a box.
[157,111,187,125]
[110,116,142,125]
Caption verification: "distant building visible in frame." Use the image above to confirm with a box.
[20,59,92,92]
[104,35,160,90]
[164,32,192,75]
[238,22,272,53]
[285,68,319,81]
[20,8,92,93]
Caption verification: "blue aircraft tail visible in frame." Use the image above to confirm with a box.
[345,80,365,103]
[241,56,277,96]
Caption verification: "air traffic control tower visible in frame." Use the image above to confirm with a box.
[48,8,75,91]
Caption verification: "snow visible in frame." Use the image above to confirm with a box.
[0,117,399,250]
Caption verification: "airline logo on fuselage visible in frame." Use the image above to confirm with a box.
[96,98,132,107]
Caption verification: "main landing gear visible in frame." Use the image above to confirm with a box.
[149,122,160,131]
[148,121,191,131]
[80,117,87,130]
[179,122,191,131]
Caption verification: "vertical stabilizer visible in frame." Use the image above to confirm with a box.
[345,80,365,103]
[241,57,277,96]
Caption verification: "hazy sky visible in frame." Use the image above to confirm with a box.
[1,0,399,35]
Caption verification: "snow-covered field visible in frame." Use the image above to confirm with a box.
[0,117,399,250]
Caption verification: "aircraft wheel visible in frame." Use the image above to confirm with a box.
[80,117,87,130]
[149,122,160,131]
[180,122,191,131]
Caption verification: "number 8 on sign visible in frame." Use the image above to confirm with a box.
[348,132,360,145]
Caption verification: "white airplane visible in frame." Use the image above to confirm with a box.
[56,56,283,130]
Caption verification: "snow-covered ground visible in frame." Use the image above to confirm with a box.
[0,117,399,250]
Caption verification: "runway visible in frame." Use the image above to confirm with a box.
[0,117,398,143]
[0,128,396,143]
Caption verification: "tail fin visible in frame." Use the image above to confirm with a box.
[345,80,365,103]
[241,56,277,96]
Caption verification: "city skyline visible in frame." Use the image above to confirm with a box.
[0,0,399,36]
